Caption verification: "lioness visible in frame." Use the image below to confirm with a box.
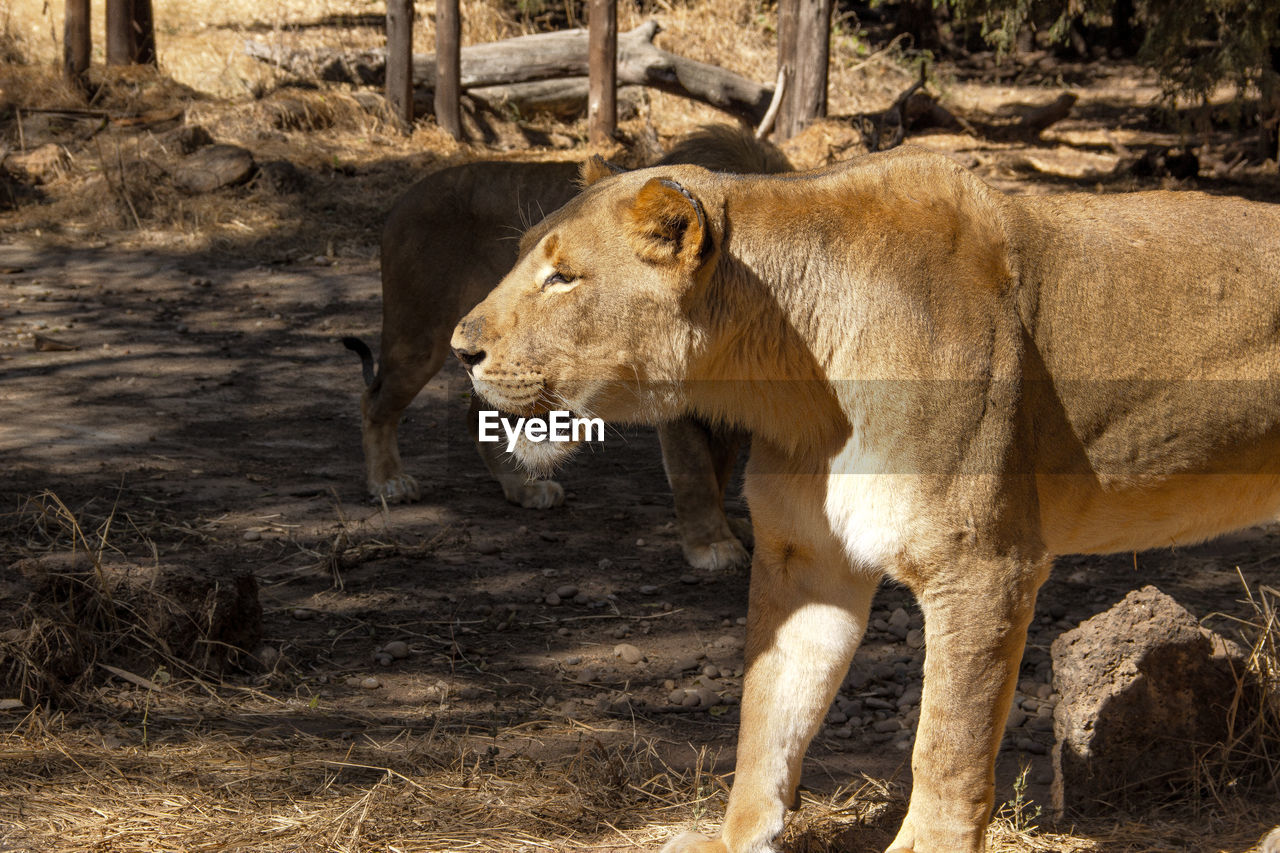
[451,148,1280,851]
[347,126,790,570]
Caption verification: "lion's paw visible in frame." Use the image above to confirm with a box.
[373,474,421,504]
[508,480,565,510]
[660,831,728,853]
[683,537,750,572]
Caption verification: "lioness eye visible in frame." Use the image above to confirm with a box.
[542,271,572,289]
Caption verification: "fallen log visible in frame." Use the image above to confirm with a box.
[245,20,774,124]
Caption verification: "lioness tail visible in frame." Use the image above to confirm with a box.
[342,336,376,387]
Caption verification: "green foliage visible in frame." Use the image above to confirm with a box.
[942,0,1280,112]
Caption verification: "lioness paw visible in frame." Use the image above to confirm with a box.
[660,831,729,853]
[505,480,565,510]
[373,474,421,504]
[683,537,750,572]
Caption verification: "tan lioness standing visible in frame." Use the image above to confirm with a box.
[450,148,1280,851]
[348,126,790,570]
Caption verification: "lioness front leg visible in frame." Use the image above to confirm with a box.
[664,531,876,853]
[466,397,564,509]
[658,418,750,571]
[887,555,1050,853]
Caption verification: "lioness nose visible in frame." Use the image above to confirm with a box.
[452,346,486,368]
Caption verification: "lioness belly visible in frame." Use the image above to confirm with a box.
[1037,473,1280,555]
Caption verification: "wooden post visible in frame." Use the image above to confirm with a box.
[106,0,133,65]
[588,0,616,145]
[386,0,414,128]
[133,0,156,65]
[63,0,91,84]
[434,0,463,140]
[775,0,832,140]
[107,0,156,65]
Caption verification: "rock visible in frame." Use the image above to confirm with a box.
[1051,586,1249,816]
[555,584,579,599]
[360,676,380,689]
[887,607,910,637]
[1016,737,1048,755]
[668,689,687,705]
[1006,707,1028,729]
[906,628,925,649]
[679,573,699,585]
[639,584,659,595]
[702,664,719,678]
[872,718,902,733]
[175,144,256,193]
[4,144,68,183]
[242,529,262,542]
[292,608,315,621]
[163,124,214,155]
[694,687,720,708]
[565,655,582,666]
[675,656,700,672]
[383,640,409,659]
[473,540,501,556]
[897,685,922,708]
[613,643,643,665]
[545,593,561,606]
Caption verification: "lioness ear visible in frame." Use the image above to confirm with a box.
[626,177,711,269]
[580,155,624,187]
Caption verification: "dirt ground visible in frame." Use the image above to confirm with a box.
[3,3,1280,849]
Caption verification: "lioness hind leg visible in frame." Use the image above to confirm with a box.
[659,418,750,571]
[886,555,1050,853]
[466,397,565,509]
[361,344,448,503]
[665,529,876,853]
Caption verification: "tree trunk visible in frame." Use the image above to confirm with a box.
[385,0,414,128]
[435,0,463,139]
[64,0,91,84]
[588,0,617,145]
[133,0,155,65]
[106,0,133,65]
[775,0,832,139]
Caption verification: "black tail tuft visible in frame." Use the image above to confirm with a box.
[342,336,376,387]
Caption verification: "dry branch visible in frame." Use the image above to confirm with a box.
[244,20,774,124]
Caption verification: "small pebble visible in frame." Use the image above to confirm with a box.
[292,608,315,621]
[374,653,393,666]
[702,664,719,678]
[1006,708,1028,729]
[545,593,562,606]
[243,529,262,542]
[906,629,925,650]
[679,574,699,585]
[635,538,646,547]
[254,646,279,668]
[598,558,613,570]
[555,584,579,599]
[383,640,409,659]
[614,643,643,664]
[681,691,701,707]
[872,718,902,733]
[639,584,659,595]
[360,676,380,690]
[832,726,853,739]
[668,688,687,704]
[475,541,500,555]
[565,655,583,666]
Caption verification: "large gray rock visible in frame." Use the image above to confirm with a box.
[1050,585,1245,815]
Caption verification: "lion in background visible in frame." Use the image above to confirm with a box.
[346,126,791,570]
[451,147,1280,852]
